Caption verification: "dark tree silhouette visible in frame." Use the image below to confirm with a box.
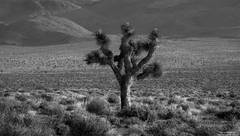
[85,23,162,109]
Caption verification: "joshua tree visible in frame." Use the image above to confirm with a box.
[85,23,162,109]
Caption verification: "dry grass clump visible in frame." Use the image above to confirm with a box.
[0,98,56,136]
[0,98,30,113]
[194,125,219,136]
[107,93,119,104]
[0,96,113,136]
[38,101,65,117]
[215,108,240,121]
[155,105,176,120]
[40,93,54,102]
[117,104,157,122]
[145,118,195,136]
[65,112,111,136]
[59,97,75,105]
[145,116,221,136]
[15,93,28,102]
[86,97,110,115]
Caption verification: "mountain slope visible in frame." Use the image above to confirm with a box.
[0,0,81,23]
[60,0,240,38]
[0,0,92,46]
[0,15,91,46]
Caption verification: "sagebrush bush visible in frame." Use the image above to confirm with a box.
[59,97,75,105]
[38,102,65,117]
[0,98,30,113]
[107,115,121,127]
[117,105,157,122]
[55,123,70,136]
[65,112,111,136]
[204,105,219,114]
[215,108,240,120]
[121,117,142,126]
[86,97,110,115]
[146,118,195,136]
[0,99,56,136]
[141,97,155,105]
[15,94,28,102]
[107,93,119,104]
[40,93,54,101]
[194,125,219,136]
[155,105,175,120]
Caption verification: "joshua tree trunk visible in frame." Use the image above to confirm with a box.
[120,75,133,109]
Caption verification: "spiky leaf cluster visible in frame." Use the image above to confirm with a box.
[129,40,153,56]
[84,50,109,65]
[95,30,110,48]
[129,29,160,56]
[137,62,162,80]
[149,28,160,41]
[121,22,135,36]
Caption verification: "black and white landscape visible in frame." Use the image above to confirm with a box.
[0,0,240,136]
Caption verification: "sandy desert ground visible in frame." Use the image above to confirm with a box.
[0,38,240,136]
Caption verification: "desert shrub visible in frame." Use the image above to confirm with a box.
[38,102,65,117]
[55,123,70,136]
[141,97,155,105]
[196,98,206,105]
[106,129,120,136]
[168,96,184,105]
[59,98,75,105]
[194,125,219,136]
[216,91,227,98]
[0,98,30,113]
[0,124,56,136]
[146,118,194,136]
[86,97,110,115]
[178,103,190,111]
[220,120,236,132]
[66,105,75,111]
[155,106,175,120]
[65,112,111,136]
[107,93,119,104]
[40,93,54,101]
[15,94,28,102]
[215,108,240,120]
[121,117,142,126]
[0,101,56,136]
[117,105,157,122]
[229,100,240,109]
[107,115,121,127]
[154,104,194,121]
[204,105,219,114]
[123,127,146,136]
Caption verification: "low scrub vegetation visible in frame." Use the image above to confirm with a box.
[107,93,119,104]
[0,87,239,136]
[66,112,111,136]
[86,97,110,115]
[0,38,240,135]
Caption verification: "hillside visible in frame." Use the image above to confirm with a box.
[0,0,239,45]
[0,0,81,23]
[0,15,91,46]
[0,0,92,46]
[60,0,240,38]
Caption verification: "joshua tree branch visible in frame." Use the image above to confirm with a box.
[136,71,149,80]
[109,61,122,83]
[134,44,156,74]
[136,62,162,80]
